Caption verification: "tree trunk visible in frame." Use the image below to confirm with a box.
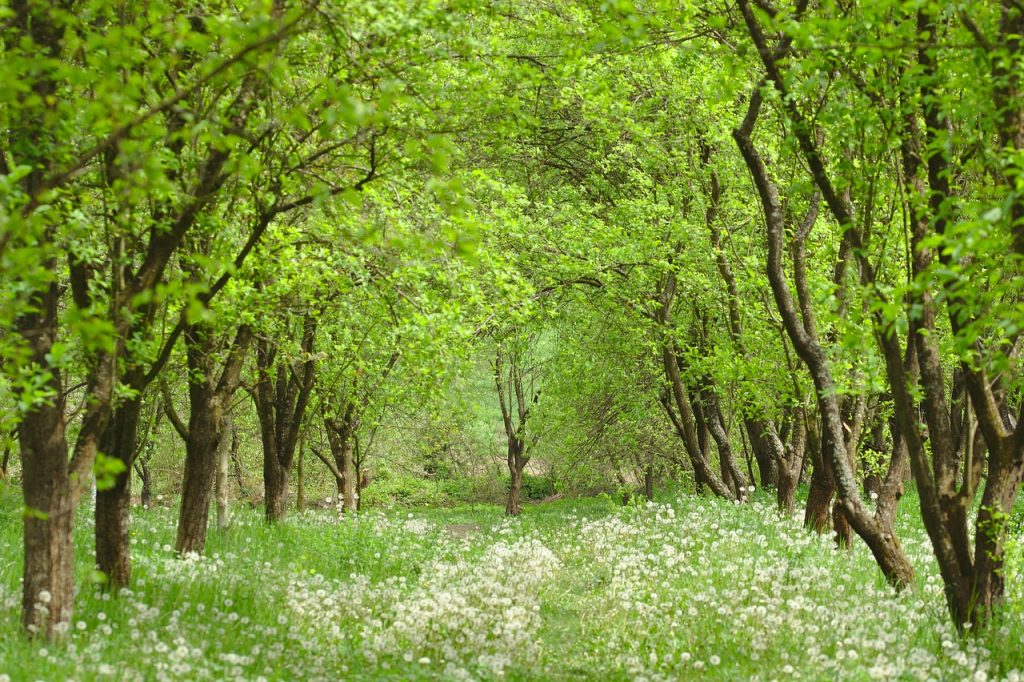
[255,316,317,523]
[264,454,289,521]
[326,413,358,513]
[230,431,248,500]
[968,454,1024,625]
[95,397,144,588]
[777,470,798,515]
[341,438,357,512]
[733,76,914,588]
[745,419,779,488]
[215,416,232,532]
[659,343,734,499]
[776,414,805,515]
[644,464,654,501]
[803,443,834,532]
[296,441,305,512]
[20,407,74,636]
[174,324,250,554]
[176,404,221,554]
[506,452,525,517]
[94,467,132,587]
[696,380,747,498]
[136,458,153,509]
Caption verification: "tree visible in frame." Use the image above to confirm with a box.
[2,1,324,634]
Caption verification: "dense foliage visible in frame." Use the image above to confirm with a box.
[2,0,1024,676]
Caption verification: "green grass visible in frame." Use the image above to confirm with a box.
[1,481,1023,680]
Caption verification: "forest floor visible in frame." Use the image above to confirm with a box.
[2,483,1024,681]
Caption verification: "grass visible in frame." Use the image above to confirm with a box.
[1,481,1023,680]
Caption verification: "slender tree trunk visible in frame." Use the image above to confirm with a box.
[659,344,734,499]
[733,72,914,587]
[136,458,153,509]
[255,315,317,523]
[296,441,305,512]
[355,439,365,512]
[326,414,358,512]
[644,464,654,501]
[341,438,357,512]
[494,346,537,516]
[230,431,248,500]
[215,416,232,532]
[776,413,806,515]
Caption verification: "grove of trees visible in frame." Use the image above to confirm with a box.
[2,0,1022,641]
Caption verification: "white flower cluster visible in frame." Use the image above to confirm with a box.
[288,536,560,678]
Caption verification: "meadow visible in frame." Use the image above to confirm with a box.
[2,483,1023,681]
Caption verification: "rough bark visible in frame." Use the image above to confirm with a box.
[752,1,1024,625]
[12,2,84,637]
[19,390,74,636]
[803,446,834,533]
[776,413,806,515]
[507,459,525,516]
[95,396,144,588]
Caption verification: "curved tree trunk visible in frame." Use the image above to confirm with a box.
[733,69,914,587]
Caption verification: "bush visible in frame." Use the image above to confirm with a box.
[360,473,482,508]
[506,472,556,501]
[360,473,449,509]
